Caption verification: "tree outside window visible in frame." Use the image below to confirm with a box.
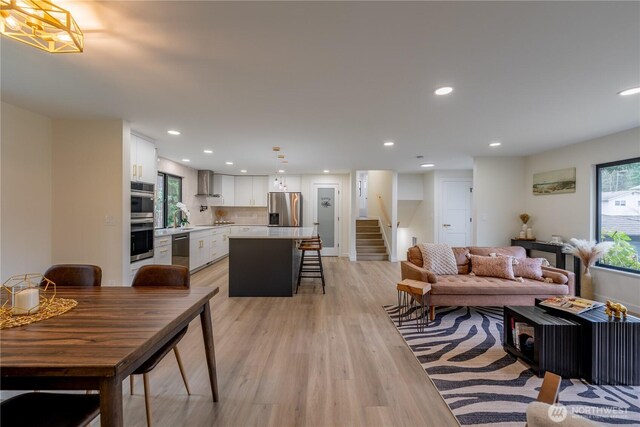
[156,172,183,228]
[596,158,640,273]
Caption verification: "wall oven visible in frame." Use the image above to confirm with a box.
[131,218,154,262]
[131,182,155,262]
[131,182,155,218]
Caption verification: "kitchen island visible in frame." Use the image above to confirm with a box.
[228,226,315,297]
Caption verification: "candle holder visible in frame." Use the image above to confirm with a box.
[0,274,77,330]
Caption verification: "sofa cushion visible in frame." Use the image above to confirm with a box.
[431,275,570,295]
[470,254,516,280]
[452,247,471,274]
[469,246,527,259]
[513,257,544,281]
[418,243,458,275]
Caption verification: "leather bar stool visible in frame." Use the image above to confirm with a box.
[296,237,326,294]
[130,265,191,427]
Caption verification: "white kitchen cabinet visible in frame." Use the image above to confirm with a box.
[221,227,231,255]
[130,133,157,184]
[154,236,172,265]
[189,229,212,271]
[212,175,235,206]
[234,176,268,207]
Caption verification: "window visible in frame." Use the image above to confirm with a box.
[596,157,640,273]
[155,172,183,228]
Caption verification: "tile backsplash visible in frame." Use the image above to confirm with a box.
[212,207,268,225]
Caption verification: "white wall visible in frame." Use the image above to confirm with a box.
[524,127,640,311]
[1,103,53,280]
[51,119,127,286]
[473,158,526,246]
[301,174,351,257]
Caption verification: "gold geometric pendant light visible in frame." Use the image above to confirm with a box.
[1,0,83,53]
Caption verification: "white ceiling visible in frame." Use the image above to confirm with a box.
[2,1,639,174]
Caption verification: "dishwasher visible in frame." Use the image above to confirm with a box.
[172,233,190,269]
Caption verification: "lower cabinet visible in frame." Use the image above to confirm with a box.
[190,230,211,272]
[154,236,172,265]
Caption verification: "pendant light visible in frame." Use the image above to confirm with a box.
[1,0,84,53]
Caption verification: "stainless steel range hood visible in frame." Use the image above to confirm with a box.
[196,170,220,197]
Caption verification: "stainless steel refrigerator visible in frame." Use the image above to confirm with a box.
[268,192,302,226]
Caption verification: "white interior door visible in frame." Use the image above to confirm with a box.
[312,183,339,256]
[357,171,368,218]
[439,180,472,246]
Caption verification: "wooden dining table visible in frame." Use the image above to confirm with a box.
[0,285,220,427]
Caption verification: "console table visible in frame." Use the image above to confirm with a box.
[511,239,582,296]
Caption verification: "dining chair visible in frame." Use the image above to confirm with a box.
[41,264,102,287]
[0,392,100,427]
[130,264,191,427]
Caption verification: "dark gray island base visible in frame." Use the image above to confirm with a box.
[228,227,315,297]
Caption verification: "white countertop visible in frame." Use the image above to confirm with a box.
[229,226,316,239]
[154,225,229,237]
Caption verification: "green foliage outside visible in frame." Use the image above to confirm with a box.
[167,175,182,226]
[600,231,640,272]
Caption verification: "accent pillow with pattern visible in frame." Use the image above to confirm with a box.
[418,243,458,275]
[469,254,516,280]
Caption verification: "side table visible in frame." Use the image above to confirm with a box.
[396,279,431,332]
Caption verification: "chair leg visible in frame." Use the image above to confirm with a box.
[430,305,435,321]
[317,249,325,294]
[174,347,191,395]
[143,373,152,427]
[296,249,305,293]
[130,375,135,395]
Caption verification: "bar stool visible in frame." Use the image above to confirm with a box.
[296,236,326,294]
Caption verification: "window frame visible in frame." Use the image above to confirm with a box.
[156,172,183,229]
[595,156,640,274]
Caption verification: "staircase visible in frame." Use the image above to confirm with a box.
[356,219,388,261]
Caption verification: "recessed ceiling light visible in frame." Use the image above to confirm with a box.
[619,86,640,96]
[420,163,435,168]
[278,169,285,173]
[489,141,502,147]
[168,130,181,136]
[182,158,190,162]
[434,86,454,96]
[240,169,247,173]
[323,170,330,173]
[272,146,281,151]
[384,141,395,146]
[225,161,233,165]
[203,149,213,154]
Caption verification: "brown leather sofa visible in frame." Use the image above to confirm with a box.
[401,246,575,320]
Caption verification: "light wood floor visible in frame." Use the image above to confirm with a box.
[120,258,459,426]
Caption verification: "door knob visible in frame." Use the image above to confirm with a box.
[313,222,319,225]
[443,224,451,227]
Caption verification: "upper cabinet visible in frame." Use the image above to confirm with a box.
[131,133,157,184]
[234,176,268,207]
[212,174,235,206]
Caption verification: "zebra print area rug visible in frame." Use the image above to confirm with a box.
[384,305,640,426]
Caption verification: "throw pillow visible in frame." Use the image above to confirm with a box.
[542,270,569,284]
[469,254,516,280]
[452,247,470,274]
[418,243,458,275]
[513,258,544,281]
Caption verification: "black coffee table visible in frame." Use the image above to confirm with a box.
[534,299,640,385]
[503,306,582,378]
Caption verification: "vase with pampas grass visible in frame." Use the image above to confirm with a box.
[562,238,614,299]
